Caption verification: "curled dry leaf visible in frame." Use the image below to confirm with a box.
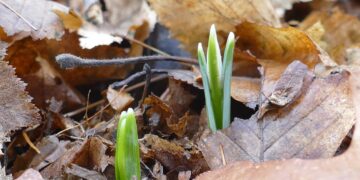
[300,8,360,65]
[149,0,280,54]
[199,61,355,169]
[140,134,209,177]
[0,61,40,135]
[231,77,260,109]
[144,95,188,137]
[106,87,134,112]
[0,0,79,40]
[71,137,109,172]
[196,68,360,180]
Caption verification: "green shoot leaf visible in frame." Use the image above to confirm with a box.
[115,108,141,180]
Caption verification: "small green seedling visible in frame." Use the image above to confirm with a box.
[198,25,235,132]
[115,108,141,180]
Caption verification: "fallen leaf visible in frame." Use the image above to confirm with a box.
[15,169,43,180]
[149,0,280,54]
[199,62,355,169]
[195,67,360,180]
[0,0,77,40]
[144,95,187,137]
[0,60,40,135]
[231,77,260,109]
[53,9,83,31]
[140,134,209,177]
[300,8,360,64]
[40,141,82,179]
[65,163,106,180]
[71,137,109,172]
[13,136,68,173]
[106,87,134,112]
[236,22,323,111]
[162,78,196,117]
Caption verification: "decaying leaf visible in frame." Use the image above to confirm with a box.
[13,136,68,173]
[300,8,360,65]
[53,9,83,31]
[195,68,360,180]
[236,22,324,113]
[71,137,109,172]
[0,61,40,135]
[144,95,188,137]
[0,0,79,40]
[65,164,106,180]
[140,134,209,177]
[106,87,134,112]
[149,0,280,54]
[199,62,355,169]
[231,77,260,109]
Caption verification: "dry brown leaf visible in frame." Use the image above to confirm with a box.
[0,60,40,135]
[231,77,260,109]
[40,141,82,179]
[140,134,209,177]
[0,0,78,40]
[236,22,323,112]
[196,67,360,180]
[53,9,83,31]
[71,137,109,172]
[15,168,44,180]
[106,87,134,112]
[300,8,360,64]
[162,78,196,117]
[270,0,312,17]
[13,136,68,173]
[144,95,187,137]
[199,62,355,169]
[149,0,280,54]
[65,164,106,180]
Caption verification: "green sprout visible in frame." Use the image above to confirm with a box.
[198,25,235,132]
[115,108,141,180]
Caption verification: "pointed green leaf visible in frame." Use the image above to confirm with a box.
[115,108,141,180]
[207,24,223,129]
[221,32,235,128]
[198,43,217,131]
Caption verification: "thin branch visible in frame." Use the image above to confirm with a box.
[55,53,198,69]
[0,0,38,30]
[116,34,170,56]
[138,64,152,107]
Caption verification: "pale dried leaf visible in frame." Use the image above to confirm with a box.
[106,87,134,112]
[300,8,360,64]
[0,61,40,135]
[0,0,74,40]
[15,169,43,180]
[196,67,360,180]
[231,77,260,109]
[199,63,355,169]
[149,0,280,54]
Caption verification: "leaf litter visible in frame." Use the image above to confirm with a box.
[1,0,360,179]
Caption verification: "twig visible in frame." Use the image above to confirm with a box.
[0,0,38,30]
[116,34,170,56]
[22,131,40,154]
[219,144,226,166]
[110,68,168,89]
[138,64,152,107]
[55,54,198,69]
